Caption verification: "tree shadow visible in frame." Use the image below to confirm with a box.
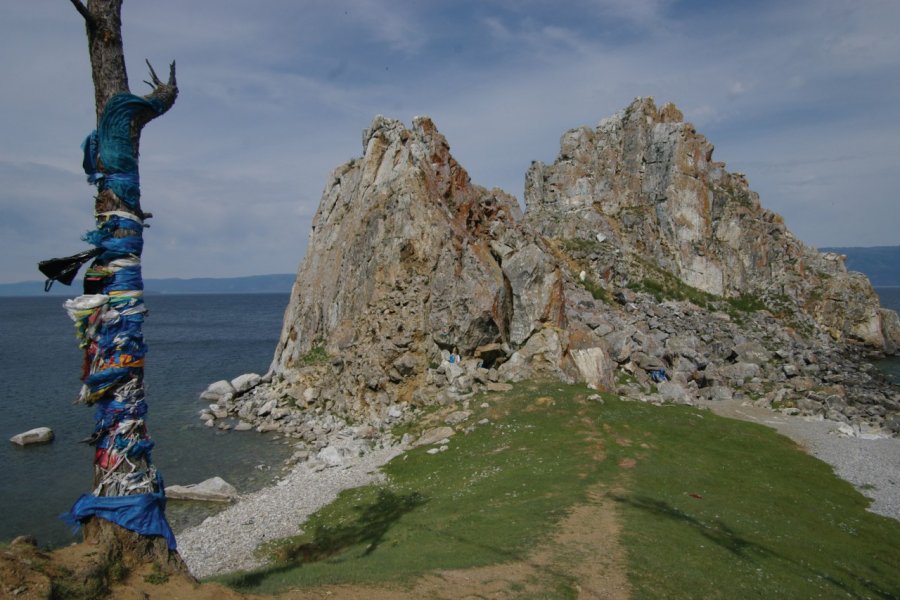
[608,493,899,599]
[223,488,427,590]
[608,493,773,559]
[276,488,428,564]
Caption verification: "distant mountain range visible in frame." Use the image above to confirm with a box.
[1,245,896,297]
[0,273,295,297]
[820,246,900,287]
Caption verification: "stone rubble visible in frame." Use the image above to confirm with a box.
[177,429,406,578]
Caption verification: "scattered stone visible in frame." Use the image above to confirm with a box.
[782,364,800,378]
[486,382,513,393]
[413,426,455,447]
[317,446,343,467]
[231,373,262,394]
[166,477,238,502]
[9,427,54,446]
[200,380,236,402]
[233,421,254,432]
[257,399,277,418]
[444,410,472,426]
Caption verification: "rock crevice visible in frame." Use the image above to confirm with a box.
[212,100,897,437]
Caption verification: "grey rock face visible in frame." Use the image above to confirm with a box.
[207,100,896,437]
[266,115,594,423]
[524,97,897,352]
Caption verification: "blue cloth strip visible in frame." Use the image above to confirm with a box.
[61,474,176,550]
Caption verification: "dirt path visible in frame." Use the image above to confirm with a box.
[257,479,631,600]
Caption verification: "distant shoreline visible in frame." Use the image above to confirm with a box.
[0,273,295,297]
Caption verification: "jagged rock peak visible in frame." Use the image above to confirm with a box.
[525,97,898,350]
[249,104,896,438]
[269,115,596,423]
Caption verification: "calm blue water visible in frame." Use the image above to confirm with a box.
[875,287,900,383]
[1,288,898,548]
[0,293,292,548]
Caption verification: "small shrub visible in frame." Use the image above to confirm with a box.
[300,343,329,366]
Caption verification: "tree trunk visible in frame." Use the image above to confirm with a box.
[67,0,186,577]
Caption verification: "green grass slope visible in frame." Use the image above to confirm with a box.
[216,383,900,599]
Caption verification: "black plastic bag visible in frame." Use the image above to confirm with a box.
[38,247,102,291]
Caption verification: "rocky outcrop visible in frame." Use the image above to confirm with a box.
[266,115,599,424]
[525,97,898,350]
[208,100,897,438]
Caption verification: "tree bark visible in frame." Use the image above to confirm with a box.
[69,0,186,577]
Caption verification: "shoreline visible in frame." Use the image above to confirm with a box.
[177,397,899,580]
[176,436,406,579]
[698,397,900,522]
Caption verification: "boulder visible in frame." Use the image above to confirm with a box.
[413,426,455,447]
[231,373,262,394]
[658,381,692,404]
[317,446,344,467]
[9,427,54,446]
[200,380,236,402]
[570,346,615,390]
[444,410,472,426]
[166,477,237,502]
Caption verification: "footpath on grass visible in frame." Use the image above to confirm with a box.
[203,382,900,599]
[5,382,898,599]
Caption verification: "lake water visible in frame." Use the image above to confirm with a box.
[0,293,292,548]
[2,288,899,548]
[874,287,900,383]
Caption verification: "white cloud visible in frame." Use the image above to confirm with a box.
[0,0,898,283]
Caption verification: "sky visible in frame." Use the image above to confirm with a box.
[1,0,899,284]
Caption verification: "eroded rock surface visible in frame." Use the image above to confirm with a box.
[204,100,897,440]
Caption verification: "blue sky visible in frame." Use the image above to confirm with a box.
[1,0,898,283]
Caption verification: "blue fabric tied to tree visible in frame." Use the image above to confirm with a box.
[105,266,144,291]
[66,91,176,548]
[62,474,176,550]
[95,397,148,435]
[82,229,144,258]
[84,367,137,395]
[81,93,165,209]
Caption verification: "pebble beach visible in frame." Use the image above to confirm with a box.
[177,399,899,580]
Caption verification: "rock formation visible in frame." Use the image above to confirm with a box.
[266,115,608,424]
[525,97,897,349]
[204,99,898,440]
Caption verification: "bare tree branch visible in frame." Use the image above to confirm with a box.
[68,0,96,30]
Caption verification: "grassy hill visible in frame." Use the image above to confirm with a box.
[4,382,898,598]
[213,383,900,599]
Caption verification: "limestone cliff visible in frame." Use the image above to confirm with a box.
[525,97,896,349]
[217,100,898,439]
[268,116,605,423]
